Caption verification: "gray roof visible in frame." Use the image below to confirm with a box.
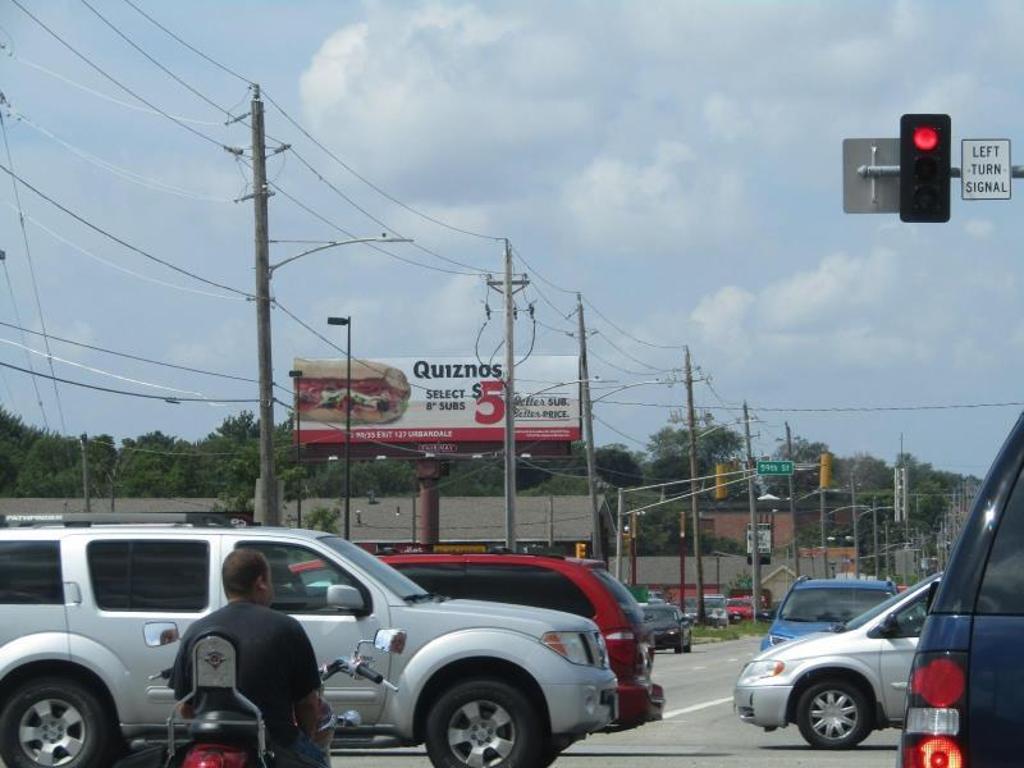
[0,496,605,543]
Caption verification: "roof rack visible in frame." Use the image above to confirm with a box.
[0,512,253,528]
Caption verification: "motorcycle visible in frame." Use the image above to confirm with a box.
[123,628,404,768]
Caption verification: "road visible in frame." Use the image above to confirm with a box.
[330,636,900,767]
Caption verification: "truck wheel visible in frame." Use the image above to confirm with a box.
[425,678,542,768]
[0,677,114,768]
[795,679,873,749]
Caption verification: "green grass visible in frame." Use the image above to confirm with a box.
[691,621,771,642]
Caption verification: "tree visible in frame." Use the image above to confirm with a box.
[595,444,644,487]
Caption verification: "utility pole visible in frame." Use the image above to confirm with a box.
[79,433,91,515]
[872,498,880,579]
[615,488,625,580]
[486,241,529,550]
[851,476,858,579]
[743,401,761,615]
[684,348,704,623]
[251,84,278,526]
[786,422,799,578]
[820,486,828,578]
[577,293,603,560]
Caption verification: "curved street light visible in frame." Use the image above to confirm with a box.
[254,233,413,526]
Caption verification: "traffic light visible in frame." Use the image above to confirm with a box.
[900,114,951,223]
[820,452,833,488]
[714,463,729,501]
[575,542,587,559]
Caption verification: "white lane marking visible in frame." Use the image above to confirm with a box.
[663,696,733,719]
[692,666,706,670]
[728,657,739,662]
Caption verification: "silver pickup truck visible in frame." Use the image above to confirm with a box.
[0,525,617,768]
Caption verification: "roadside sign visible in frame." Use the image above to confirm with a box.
[962,139,1011,200]
[757,460,794,476]
[843,138,900,213]
[746,523,772,554]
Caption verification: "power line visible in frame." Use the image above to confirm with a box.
[119,0,253,85]
[0,359,257,403]
[7,0,240,153]
[0,162,253,298]
[0,318,281,391]
[589,327,672,373]
[3,48,224,127]
[114,0,504,244]
[0,336,211,396]
[284,146,494,275]
[583,296,688,350]
[598,398,1024,413]
[593,414,649,448]
[264,174,482,277]
[4,104,234,203]
[13,208,247,301]
[0,104,66,432]
[78,0,244,122]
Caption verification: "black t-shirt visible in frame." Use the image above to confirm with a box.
[170,600,320,745]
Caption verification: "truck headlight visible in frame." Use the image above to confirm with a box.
[738,660,786,686]
[542,632,592,666]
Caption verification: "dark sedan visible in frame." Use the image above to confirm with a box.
[641,603,692,654]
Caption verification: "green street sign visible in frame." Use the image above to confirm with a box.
[757,460,794,476]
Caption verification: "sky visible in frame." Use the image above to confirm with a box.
[1,0,1023,477]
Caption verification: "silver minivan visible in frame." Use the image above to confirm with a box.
[734,574,939,749]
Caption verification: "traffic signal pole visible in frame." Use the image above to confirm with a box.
[743,402,761,615]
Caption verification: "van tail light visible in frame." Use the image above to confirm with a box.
[182,745,249,768]
[902,652,968,768]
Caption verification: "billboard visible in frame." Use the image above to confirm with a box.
[292,355,581,447]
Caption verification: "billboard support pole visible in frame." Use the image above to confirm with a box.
[577,293,603,561]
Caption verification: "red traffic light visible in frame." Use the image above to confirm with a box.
[913,125,939,152]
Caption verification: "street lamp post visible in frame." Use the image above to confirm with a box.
[288,368,303,527]
[253,235,411,525]
[327,316,353,540]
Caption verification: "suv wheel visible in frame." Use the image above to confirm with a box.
[0,677,114,768]
[674,637,683,654]
[795,679,873,749]
[425,678,542,768]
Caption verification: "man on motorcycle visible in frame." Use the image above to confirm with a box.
[170,548,330,767]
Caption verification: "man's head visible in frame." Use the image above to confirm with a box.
[222,549,274,605]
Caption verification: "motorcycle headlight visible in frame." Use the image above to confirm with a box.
[738,660,786,686]
[542,632,592,666]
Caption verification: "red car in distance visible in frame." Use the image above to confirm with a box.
[727,597,755,622]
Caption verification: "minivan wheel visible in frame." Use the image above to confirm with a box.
[0,677,113,768]
[795,679,873,749]
[425,678,542,768]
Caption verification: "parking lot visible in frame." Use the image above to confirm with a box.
[331,636,899,767]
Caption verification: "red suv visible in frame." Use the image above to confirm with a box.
[382,553,664,729]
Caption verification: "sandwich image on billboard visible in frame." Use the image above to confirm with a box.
[294,359,411,425]
[292,355,581,445]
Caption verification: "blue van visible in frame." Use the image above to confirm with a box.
[760,577,897,651]
[903,414,1024,768]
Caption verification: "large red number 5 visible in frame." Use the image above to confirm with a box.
[475,380,506,424]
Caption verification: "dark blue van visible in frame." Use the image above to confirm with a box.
[760,577,897,651]
[903,414,1024,768]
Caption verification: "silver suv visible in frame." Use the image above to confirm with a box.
[734,574,938,749]
[0,524,617,768]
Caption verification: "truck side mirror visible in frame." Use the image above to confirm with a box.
[326,585,366,613]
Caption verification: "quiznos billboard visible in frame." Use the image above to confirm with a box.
[292,355,581,445]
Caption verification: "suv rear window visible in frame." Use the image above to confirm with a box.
[0,541,62,604]
[592,568,643,625]
[459,563,594,618]
[780,587,892,623]
[977,467,1024,614]
[88,540,209,612]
